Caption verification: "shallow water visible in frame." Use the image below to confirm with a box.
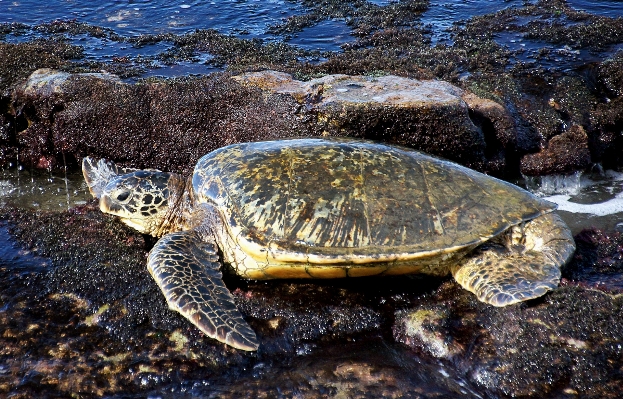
[0,168,91,210]
[286,19,354,52]
[422,0,526,44]
[4,0,623,78]
[0,225,48,270]
[539,170,623,234]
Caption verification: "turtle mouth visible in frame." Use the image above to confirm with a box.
[119,217,149,233]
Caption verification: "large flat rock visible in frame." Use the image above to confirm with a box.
[234,71,487,166]
[233,70,466,106]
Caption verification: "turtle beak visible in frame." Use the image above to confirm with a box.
[100,194,123,214]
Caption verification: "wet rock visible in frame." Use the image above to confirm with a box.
[461,92,519,173]
[393,305,464,359]
[1,205,458,397]
[451,1,623,174]
[599,51,623,97]
[234,70,487,167]
[563,228,623,292]
[394,281,623,398]
[394,226,623,398]
[6,69,518,172]
[10,69,316,173]
[3,202,623,397]
[589,70,623,169]
[462,92,516,149]
[520,125,592,176]
[0,42,84,168]
[0,114,13,164]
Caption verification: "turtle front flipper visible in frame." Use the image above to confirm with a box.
[147,230,259,351]
[451,212,575,306]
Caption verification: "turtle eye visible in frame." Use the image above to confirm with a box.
[115,190,131,202]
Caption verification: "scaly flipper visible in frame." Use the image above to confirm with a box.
[452,213,575,306]
[147,230,259,351]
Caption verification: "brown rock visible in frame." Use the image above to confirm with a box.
[235,71,487,167]
[520,125,592,176]
[11,69,314,173]
[461,92,516,148]
[394,281,623,398]
[6,69,501,172]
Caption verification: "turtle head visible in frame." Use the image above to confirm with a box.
[83,157,184,236]
[100,171,173,235]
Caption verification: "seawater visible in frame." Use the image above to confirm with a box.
[4,0,622,37]
[1,0,306,37]
[0,169,91,210]
[538,170,623,234]
[3,0,623,77]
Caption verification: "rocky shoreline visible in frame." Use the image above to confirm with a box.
[1,203,623,398]
[2,0,623,397]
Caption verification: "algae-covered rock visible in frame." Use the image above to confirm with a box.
[394,236,623,398]
[520,125,592,176]
[11,70,315,173]
[6,69,518,173]
[234,70,487,166]
[2,196,623,398]
[6,63,619,176]
[563,228,623,292]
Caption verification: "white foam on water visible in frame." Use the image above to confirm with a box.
[543,170,623,216]
[546,192,623,216]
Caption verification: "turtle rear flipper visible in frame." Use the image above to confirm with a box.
[147,231,259,351]
[452,213,575,306]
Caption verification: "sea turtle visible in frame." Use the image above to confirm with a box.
[82,138,575,351]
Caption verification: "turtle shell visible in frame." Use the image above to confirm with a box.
[192,138,554,271]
